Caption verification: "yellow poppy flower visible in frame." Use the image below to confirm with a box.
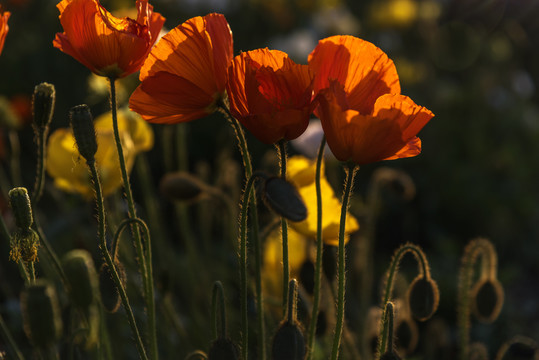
[287,155,359,246]
[46,108,153,198]
[94,108,154,153]
[262,227,310,304]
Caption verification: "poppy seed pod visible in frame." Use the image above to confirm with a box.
[407,275,439,321]
[159,172,206,202]
[8,187,33,230]
[263,177,307,222]
[99,261,126,313]
[208,337,239,360]
[62,249,98,310]
[69,104,97,163]
[21,280,63,348]
[32,82,55,130]
[271,321,306,360]
[471,278,504,323]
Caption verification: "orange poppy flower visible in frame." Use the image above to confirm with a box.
[308,35,434,165]
[53,0,165,79]
[226,48,314,144]
[129,13,233,124]
[0,7,10,55]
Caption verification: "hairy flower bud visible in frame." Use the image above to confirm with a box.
[69,104,97,163]
[407,275,439,321]
[263,177,307,222]
[21,280,63,348]
[32,82,55,131]
[471,278,504,323]
[8,187,33,229]
[62,249,98,310]
[271,321,306,360]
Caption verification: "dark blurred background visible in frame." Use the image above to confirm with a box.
[1,0,538,358]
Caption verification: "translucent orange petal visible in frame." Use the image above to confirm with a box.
[308,35,400,115]
[140,13,232,97]
[129,71,213,124]
[318,83,433,164]
[0,9,10,55]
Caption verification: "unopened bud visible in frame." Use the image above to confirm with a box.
[69,104,97,163]
[407,275,439,321]
[10,228,40,262]
[8,187,33,229]
[271,321,306,360]
[62,249,98,310]
[32,82,55,130]
[159,172,206,202]
[208,338,239,360]
[99,261,126,313]
[263,177,307,222]
[21,280,63,348]
[471,278,504,323]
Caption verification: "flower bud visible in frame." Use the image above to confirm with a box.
[62,249,98,310]
[271,321,306,360]
[8,187,33,229]
[99,261,126,313]
[263,177,307,222]
[407,275,439,321]
[471,278,504,323]
[159,172,206,202]
[10,228,40,262]
[21,280,63,348]
[32,82,55,131]
[69,104,97,163]
[208,338,239,360]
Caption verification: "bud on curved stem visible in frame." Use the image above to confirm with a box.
[458,238,503,360]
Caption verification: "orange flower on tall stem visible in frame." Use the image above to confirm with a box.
[0,6,10,56]
[226,48,314,144]
[308,35,434,165]
[53,0,165,79]
[129,13,233,124]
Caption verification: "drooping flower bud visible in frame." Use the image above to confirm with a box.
[32,82,55,131]
[263,177,307,222]
[407,275,439,321]
[69,104,97,163]
[21,280,63,349]
[62,249,98,310]
[271,321,306,360]
[159,172,207,202]
[8,187,33,229]
[471,278,504,323]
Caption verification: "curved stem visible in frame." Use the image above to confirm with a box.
[218,103,265,360]
[307,136,326,359]
[378,243,430,356]
[457,238,497,360]
[277,140,289,314]
[88,160,148,360]
[331,163,358,360]
[109,78,156,360]
[112,218,151,262]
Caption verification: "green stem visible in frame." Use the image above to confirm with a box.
[211,281,227,339]
[109,77,156,360]
[307,136,326,359]
[0,312,24,360]
[378,243,430,356]
[31,129,47,203]
[277,140,289,314]
[238,172,264,360]
[287,279,298,323]
[88,160,148,360]
[112,218,151,261]
[381,302,395,354]
[331,163,358,360]
[218,103,265,360]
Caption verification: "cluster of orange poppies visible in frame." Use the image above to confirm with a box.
[49,0,433,166]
